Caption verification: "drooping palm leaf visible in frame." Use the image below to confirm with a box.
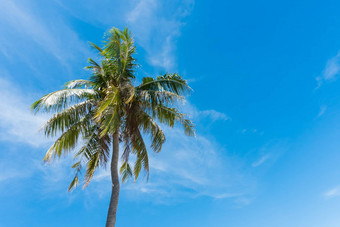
[32,88,97,113]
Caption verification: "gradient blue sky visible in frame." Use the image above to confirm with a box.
[1,0,340,226]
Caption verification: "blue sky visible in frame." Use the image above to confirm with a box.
[1,0,340,226]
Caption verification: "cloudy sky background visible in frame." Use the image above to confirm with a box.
[2,0,340,226]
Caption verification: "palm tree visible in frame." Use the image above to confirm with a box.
[31,27,194,226]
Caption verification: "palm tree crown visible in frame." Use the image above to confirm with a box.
[32,27,195,192]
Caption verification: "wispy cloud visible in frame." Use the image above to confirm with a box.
[90,126,253,204]
[126,0,194,70]
[323,186,340,199]
[317,105,327,118]
[322,52,340,80]
[249,141,288,169]
[252,154,271,167]
[0,164,32,182]
[183,102,231,122]
[316,52,340,88]
[0,76,50,147]
[240,128,263,135]
[118,128,253,203]
[0,0,90,72]
[199,110,231,121]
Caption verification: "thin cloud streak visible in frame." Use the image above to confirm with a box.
[317,105,327,118]
[316,51,340,88]
[252,154,271,167]
[323,186,340,199]
[183,102,231,122]
[200,109,231,121]
[322,52,340,80]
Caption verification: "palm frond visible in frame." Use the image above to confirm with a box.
[139,110,166,153]
[31,88,96,113]
[43,115,90,162]
[41,101,92,137]
[83,149,100,188]
[75,127,111,165]
[81,128,111,188]
[94,86,119,118]
[65,79,94,89]
[131,130,149,181]
[153,105,195,137]
[89,42,105,56]
[137,73,192,96]
[103,28,122,64]
[138,89,184,106]
[119,161,133,183]
[95,86,121,137]
[68,161,81,191]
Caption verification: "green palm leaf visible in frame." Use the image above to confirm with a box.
[32,88,96,113]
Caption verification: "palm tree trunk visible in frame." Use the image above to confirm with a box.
[106,130,120,227]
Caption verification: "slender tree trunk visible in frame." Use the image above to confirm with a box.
[106,130,120,227]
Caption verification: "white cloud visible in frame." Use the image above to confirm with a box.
[316,52,340,88]
[127,0,158,24]
[240,128,260,134]
[317,105,327,118]
[252,154,271,167]
[125,0,194,70]
[323,186,340,199]
[0,0,90,71]
[250,141,288,169]
[0,165,31,182]
[183,102,230,122]
[323,53,340,80]
[0,1,63,63]
[199,110,231,121]
[0,77,50,147]
[0,156,42,193]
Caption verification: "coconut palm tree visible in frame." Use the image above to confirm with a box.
[31,27,194,227]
